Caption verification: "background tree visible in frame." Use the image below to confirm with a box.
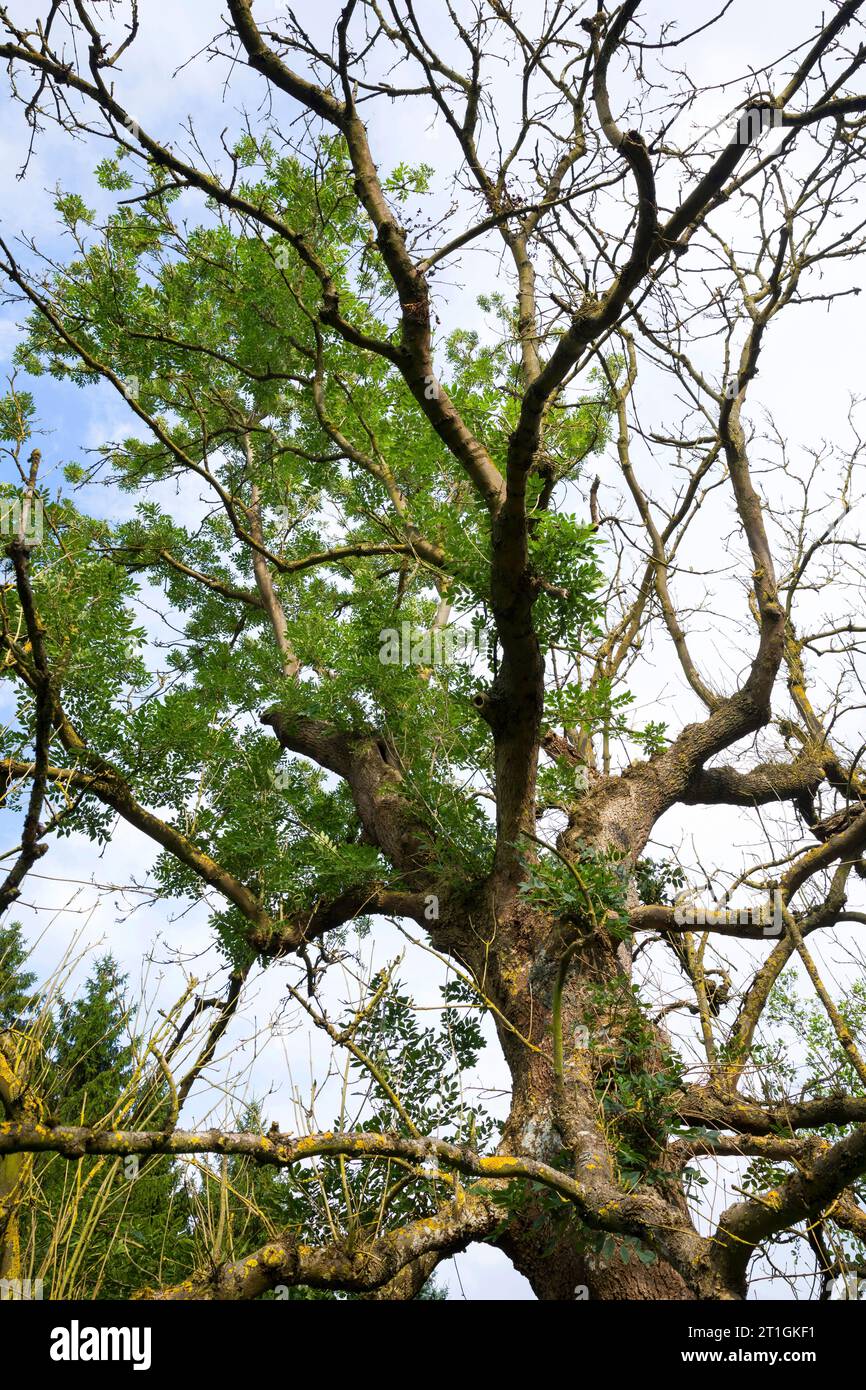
[1,0,866,1300]
[0,942,199,1298]
[0,922,36,1029]
[2,941,451,1299]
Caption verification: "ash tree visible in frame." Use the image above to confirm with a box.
[2,0,866,1301]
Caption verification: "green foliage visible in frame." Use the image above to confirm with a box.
[50,956,133,1124]
[755,972,866,1107]
[16,951,196,1298]
[1,135,619,980]
[489,1169,658,1268]
[383,161,435,201]
[0,132,640,1298]
[545,677,634,740]
[631,721,669,757]
[634,857,687,907]
[347,969,495,1149]
[585,977,687,1183]
[520,841,630,939]
[529,511,605,648]
[0,920,37,1027]
[5,934,487,1298]
[0,389,34,443]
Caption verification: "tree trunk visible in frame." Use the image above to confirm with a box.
[461,890,697,1299]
